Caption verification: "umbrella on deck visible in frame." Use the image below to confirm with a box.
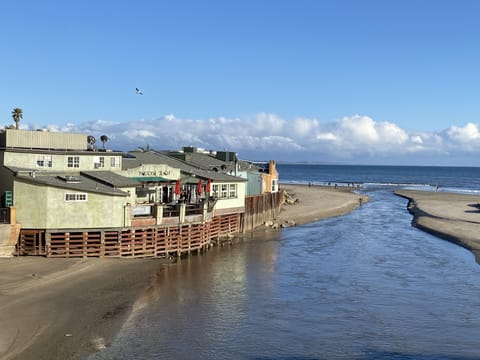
[206,179,211,193]
[197,179,203,195]
[175,179,181,195]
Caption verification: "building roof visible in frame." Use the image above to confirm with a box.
[162,151,236,172]
[1,147,125,156]
[8,167,129,196]
[124,151,246,183]
[82,171,141,187]
[162,150,262,174]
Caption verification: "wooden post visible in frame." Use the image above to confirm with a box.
[83,232,88,258]
[100,231,105,257]
[9,206,16,225]
[46,232,51,257]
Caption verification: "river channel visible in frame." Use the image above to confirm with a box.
[91,189,480,360]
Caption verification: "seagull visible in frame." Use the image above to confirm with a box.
[135,87,143,95]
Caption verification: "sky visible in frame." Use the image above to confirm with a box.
[2,0,480,165]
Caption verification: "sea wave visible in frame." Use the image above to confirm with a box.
[280,180,480,194]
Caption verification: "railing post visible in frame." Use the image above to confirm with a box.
[124,204,132,227]
[156,204,163,225]
[9,206,16,225]
[202,201,208,222]
[179,203,186,223]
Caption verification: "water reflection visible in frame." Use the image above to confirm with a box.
[91,190,480,360]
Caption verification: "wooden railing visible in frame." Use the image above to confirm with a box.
[0,208,9,224]
[16,213,242,258]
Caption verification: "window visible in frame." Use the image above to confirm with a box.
[229,184,237,198]
[271,179,278,193]
[67,156,80,168]
[36,155,52,168]
[212,183,237,199]
[221,184,228,198]
[212,184,219,198]
[94,156,105,168]
[110,157,121,168]
[64,193,87,202]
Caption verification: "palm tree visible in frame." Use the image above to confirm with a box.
[11,108,23,130]
[100,134,108,149]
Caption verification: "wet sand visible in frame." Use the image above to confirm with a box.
[395,190,480,263]
[0,258,167,360]
[0,184,368,360]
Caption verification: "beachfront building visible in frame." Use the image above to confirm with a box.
[163,147,280,196]
[0,129,247,258]
[122,150,246,221]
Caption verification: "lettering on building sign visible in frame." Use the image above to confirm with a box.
[139,171,157,176]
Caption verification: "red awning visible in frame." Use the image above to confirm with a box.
[175,179,181,195]
[197,179,203,194]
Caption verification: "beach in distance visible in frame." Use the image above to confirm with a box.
[1,184,480,359]
[395,189,480,263]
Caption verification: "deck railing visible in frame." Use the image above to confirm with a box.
[0,208,10,224]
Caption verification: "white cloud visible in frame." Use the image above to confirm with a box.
[447,122,480,143]
[14,113,480,165]
[339,115,379,143]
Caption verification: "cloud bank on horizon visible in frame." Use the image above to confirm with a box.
[17,114,480,166]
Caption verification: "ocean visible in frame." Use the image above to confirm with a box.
[90,165,480,360]
[277,164,480,193]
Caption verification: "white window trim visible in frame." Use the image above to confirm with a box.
[229,184,237,198]
[110,157,121,168]
[212,183,238,199]
[36,155,52,168]
[94,156,105,168]
[67,156,80,168]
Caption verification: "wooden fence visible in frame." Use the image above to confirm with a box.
[16,213,240,258]
[241,191,284,232]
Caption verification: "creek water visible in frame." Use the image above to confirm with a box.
[90,188,480,360]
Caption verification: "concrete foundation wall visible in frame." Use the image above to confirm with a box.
[0,224,20,257]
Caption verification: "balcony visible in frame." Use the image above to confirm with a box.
[128,201,212,227]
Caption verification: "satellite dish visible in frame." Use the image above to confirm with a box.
[87,135,96,145]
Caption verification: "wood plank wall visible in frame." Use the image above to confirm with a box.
[241,192,284,232]
[15,214,241,259]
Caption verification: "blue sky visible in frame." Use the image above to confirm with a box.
[2,0,480,165]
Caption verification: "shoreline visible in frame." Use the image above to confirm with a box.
[395,189,480,264]
[0,184,367,360]
[272,183,369,227]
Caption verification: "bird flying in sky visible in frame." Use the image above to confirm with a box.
[135,87,143,95]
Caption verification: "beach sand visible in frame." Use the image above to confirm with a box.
[276,184,368,226]
[0,258,166,360]
[395,189,480,263]
[0,184,367,360]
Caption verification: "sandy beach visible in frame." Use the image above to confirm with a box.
[395,189,480,263]
[276,184,368,226]
[0,258,166,360]
[0,184,367,360]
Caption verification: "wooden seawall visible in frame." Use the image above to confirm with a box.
[241,192,284,232]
